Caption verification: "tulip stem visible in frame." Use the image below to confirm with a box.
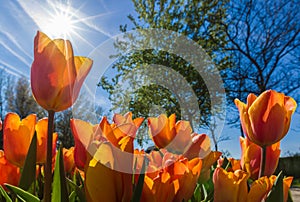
[259,146,267,178]
[44,110,55,202]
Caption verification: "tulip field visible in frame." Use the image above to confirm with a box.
[0,31,297,202]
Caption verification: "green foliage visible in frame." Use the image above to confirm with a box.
[100,0,231,145]
[52,146,69,202]
[0,186,12,202]
[5,184,40,202]
[131,158,146,202]
[266,171,284,202]
[19,132,37,191]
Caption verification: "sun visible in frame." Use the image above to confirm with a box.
[42,3,76,39]
[47,13,74,38]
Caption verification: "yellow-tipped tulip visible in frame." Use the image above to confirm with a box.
[235,90,297,146]
[31,31,93,112]
[213,167,249,202]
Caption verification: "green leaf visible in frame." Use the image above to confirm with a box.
[0,185,12,202]
[19,132,37,190]
[131,158,146,202]
[192,184,201,202]
[266,171,284,202]
[66,178,86,202]
[5,184,40,202]
[52,146,69,202]
[69,191,76,202]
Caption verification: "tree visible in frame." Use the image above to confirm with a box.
[100,0,230,147]
[5,77,46,119]
[224,0,300,113]
[0,69,11,149]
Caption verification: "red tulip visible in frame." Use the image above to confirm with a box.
[31,31,92,112]
[235,90,297,146]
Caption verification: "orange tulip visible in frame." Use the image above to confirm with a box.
[3,113,36,167]
[183,133,211,159]
[0,150,20,188]
[213,167,249,202]
[247,176,272,202]
[63,147,75,173]
[31,31,93,112]
[3,113,57,167]
[70,119,98,170]
[269,175,293,202]
[71,113,143,170]
[148,114,193,152]
[71,114,143,201]
[140,151,202,202]
[218,157,242,172]
[247,175,293,202]
[112,112,144,137]
[198,151,222,182]
[35,118,58,164]
[148,114,212,158]
[240,137,280,180]
[235,90,297,146]
[85,143,133,202]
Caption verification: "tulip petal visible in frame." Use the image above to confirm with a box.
[183,133,211,159]
[247,176,271,202]
[31,31,93,112]
[4,113,36,167]
[248,90,287,146]
[213,168,249,202]
[70,119,96,169]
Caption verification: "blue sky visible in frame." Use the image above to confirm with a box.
[0,0,299,158]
